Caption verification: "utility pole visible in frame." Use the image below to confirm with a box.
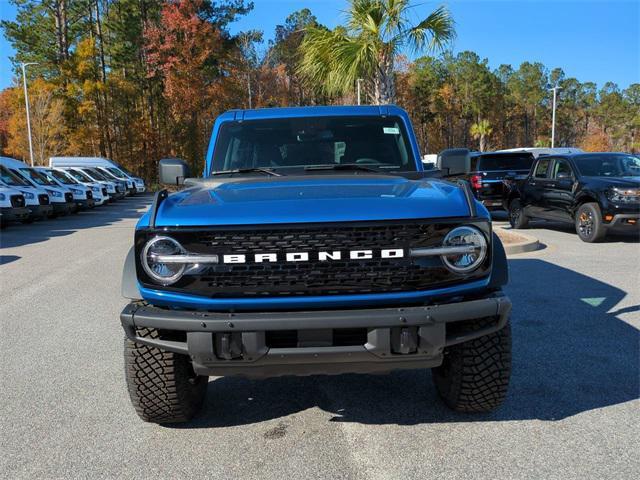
[356,79,363,105]
[21,62,38,166]
[550,85,562,148]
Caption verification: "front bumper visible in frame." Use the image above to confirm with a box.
[76,198,96,209]
[121,293,511,378]
[28,204,53,219]
[52,202,73,215]
[604,212,640,229]
[0,206,30,222]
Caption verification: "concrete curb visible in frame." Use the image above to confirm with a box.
[495,227,541,255]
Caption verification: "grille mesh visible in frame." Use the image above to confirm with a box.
[137,222,491,298]
[10,195,25,207]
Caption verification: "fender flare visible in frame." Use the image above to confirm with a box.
[488,232,509,289]
[572,189,602,213]
[122,246,142,300]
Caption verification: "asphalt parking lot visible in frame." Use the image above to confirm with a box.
[1,196,638,480]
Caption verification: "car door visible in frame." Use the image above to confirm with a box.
[522,157,552,217]
[545,157,576,222]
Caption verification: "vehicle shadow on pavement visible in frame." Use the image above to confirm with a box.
[0,254,20,265]
[0,195,152,250]
[173,258,638,429]
[516,220,639,243]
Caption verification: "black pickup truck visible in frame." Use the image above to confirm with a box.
[503,152,640,242]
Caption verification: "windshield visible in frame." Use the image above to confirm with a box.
[210,116,417,174]
[67,169,93,183]
[98,168,118,180]
[107,167,127,178]
[473,154,534,171]
[19,167,58,186]
[573,154,640,177]
[83,168,107,181]
[0,165,31,187]
[48,169,78,184]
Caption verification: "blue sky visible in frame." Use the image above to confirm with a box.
[0,0,638,90]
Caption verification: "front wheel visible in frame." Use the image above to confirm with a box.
[575,203,606,243]
[125,328,208,424]
[508,199,529,229]
[432,318,512,412]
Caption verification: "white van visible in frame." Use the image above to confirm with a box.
[0,163,53,221]
[50,157,146,193]
[0,184,30,226]
[35,167,96,210]
[1,157,75,216]
[61,167,122,201]
[53,167,109,205]
[93,167,133,195]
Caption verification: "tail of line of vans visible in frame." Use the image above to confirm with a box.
[0,156,146,227]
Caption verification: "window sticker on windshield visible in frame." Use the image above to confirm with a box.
[383,127,400,135]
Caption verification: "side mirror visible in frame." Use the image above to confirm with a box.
[438,155,470,176]
[159,158,190,186]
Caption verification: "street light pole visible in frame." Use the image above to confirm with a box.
[356,78,363,105]
[550,85,562,148]
[21,62,38,166]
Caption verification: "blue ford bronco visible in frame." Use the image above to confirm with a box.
[121,106,512,423]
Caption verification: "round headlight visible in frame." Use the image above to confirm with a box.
[441,226,488,273]
[141,236,186,285]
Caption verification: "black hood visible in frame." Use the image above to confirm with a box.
[582,176,640,189]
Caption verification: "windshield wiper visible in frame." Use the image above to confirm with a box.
[304,164,382,174]
[210,168,281,177]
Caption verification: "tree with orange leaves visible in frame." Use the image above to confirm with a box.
[145,0,244,170]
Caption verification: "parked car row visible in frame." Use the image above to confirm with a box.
[433,147,640,242]
[0,156,146,228]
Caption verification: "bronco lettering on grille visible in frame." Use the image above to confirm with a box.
[222,248,404,264]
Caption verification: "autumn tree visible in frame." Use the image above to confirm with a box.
[5,79,67,165]
[145,0,250,171]
[0,88,12,155]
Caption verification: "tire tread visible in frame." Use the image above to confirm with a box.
[124,328,207,424]
[433,318,512,412]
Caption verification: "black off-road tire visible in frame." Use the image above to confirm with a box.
[124,328,208,424]
[575,202,606,243]
[432,318,512,412]
[508,198,529,229]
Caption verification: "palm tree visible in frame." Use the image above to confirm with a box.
[470,119,493,152]
[298,0,455,104]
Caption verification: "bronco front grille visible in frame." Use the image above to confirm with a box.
[10,194,25,207]
[136,220,491,298]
